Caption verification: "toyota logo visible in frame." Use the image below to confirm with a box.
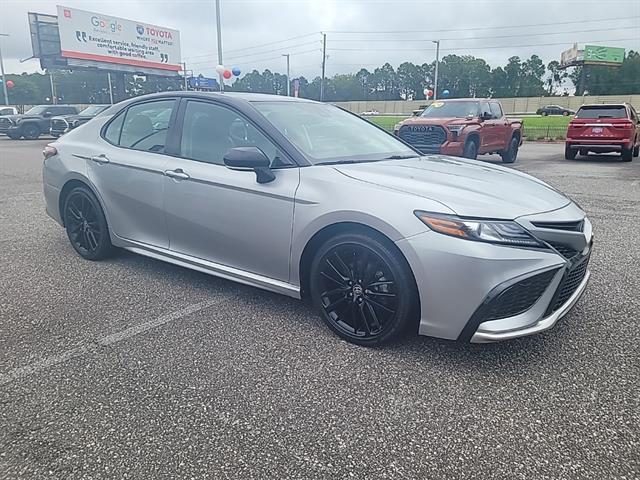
[410,125,434,132]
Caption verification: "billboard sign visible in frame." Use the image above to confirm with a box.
[560,43,583,67]
[584,45,625,65]
[188,76,220,90]
[56,5,181,73]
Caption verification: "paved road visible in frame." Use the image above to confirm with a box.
[1,138,638,479]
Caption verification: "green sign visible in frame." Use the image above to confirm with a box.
[584,45,625,64]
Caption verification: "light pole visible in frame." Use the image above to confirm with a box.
[282,54,290,96]
[0,33,9,106]
[215,0,224,91]
[432,40,440,100]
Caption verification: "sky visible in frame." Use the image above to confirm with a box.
[1,0,639,81]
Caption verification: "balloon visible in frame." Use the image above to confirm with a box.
[6,80,15,89]
[232,67,241,76]
[215,64,225,74]
[223,69,232,79]
[426,89,433,98]
[442,89,450,97]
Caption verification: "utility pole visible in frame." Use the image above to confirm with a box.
[107,72,114,104]
[215,0,224,92]
[320,33,327,101]
[0,33,9,106]
[182,62,189,91]
[49,71,57,104]
[432,40,440,100]
[282,54,290,96]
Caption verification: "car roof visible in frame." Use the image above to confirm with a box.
[433,98,483,102]
[579,103,629,108]
[131,91,319,105]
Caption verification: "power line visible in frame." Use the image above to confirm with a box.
[331,25,640,43]
[184,32,320,61]
[192,48,319,69]
[188,41,320,66]
[326,16,640,34]
[327,37,640,53]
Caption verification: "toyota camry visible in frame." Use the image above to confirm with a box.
[42,92,593,345]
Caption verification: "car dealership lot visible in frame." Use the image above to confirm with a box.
[1,138,638,479]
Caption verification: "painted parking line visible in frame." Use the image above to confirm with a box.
[0,298,224,387]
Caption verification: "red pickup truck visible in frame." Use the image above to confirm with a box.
[565,103,639,162]
[394,99,523,163]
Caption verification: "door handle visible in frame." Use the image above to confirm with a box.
[164,169,190,180]
[90,154,110,164]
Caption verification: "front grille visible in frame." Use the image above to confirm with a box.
[398,125,447,152]
[50,119,68,131]
[548,241,579,259]
[548,254,590,314]
[482,269,559,321]
[532,220,584,232]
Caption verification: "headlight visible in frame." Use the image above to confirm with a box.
[415,211,543,248]
[394,123,401,131]
[447,125,465,134]
[70,120,78,127]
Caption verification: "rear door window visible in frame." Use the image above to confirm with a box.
[489,103,503,119]
[575,106,627,119]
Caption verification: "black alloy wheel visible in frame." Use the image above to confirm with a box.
[501,137,519,164]
[22,124,40,140]
[310,232,416,346]
[63,186,114,260]
[463,139,478,160]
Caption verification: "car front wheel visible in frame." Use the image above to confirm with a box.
[63,186,114,260]
[309,232,417,346]
[7,132,21,140]
[463,139,478,160]
[22,124,40,140]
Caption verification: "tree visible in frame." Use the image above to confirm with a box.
[545,60,568,95]
[519,55,546,96]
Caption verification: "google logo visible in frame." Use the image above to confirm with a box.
[90,16,122,33]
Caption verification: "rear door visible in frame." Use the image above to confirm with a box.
[570,105,631,142]
[489,102,510,150]
[479,101,497,152]
[87,98,177,248]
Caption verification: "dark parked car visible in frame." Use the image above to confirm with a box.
[50,105,110,137]
[0,105,78,140]
[536,105,575,116]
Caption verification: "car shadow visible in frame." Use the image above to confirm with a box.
[572,153,628,163]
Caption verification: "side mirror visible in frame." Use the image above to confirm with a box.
[224,146,275,184]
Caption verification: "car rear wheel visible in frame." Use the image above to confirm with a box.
[463,138,478,160]
[562,111,569,116]
[541,111,548,117]
[63,186,114,260]
[565,145,577,160]
[500,136,519,164]
[309,232,417,346]
[621,146,633,162]
[22,124,41,140]
[633,144,639,158]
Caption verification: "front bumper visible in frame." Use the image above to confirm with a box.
[395,208,592,342]
[0,124,19,135]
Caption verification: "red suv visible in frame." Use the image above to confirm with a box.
[565,104,640,162]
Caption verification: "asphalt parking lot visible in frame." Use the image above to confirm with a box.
[1,137,638,479]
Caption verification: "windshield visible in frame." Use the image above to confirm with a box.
[25,106,48,115]
[79,105,108,116]
[252,101,417,164]
[575,106,627,119]
[421,101,480,118]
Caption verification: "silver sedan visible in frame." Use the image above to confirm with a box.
[42,92,593,345]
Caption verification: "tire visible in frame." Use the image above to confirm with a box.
[541,111,548,117]
[7,132,21,140]
[633,145,639,158]
[565,144,577,160]
[579,149,588,156]
[500,136,519,164]
[22,123,40,140]
[309,231,418,346]
[562,111,569,116]
[621,146,633,162]
[62,186,114,260]
[463,138,478,160]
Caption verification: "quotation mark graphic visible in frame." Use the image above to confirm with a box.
[160,53,169,63]
[75,31,88,42]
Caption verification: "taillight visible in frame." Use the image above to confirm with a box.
[613,122,634,129]
[43,145,57,160]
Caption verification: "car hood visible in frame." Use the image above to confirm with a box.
[3,114,37,122]
[334,156,571,219]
